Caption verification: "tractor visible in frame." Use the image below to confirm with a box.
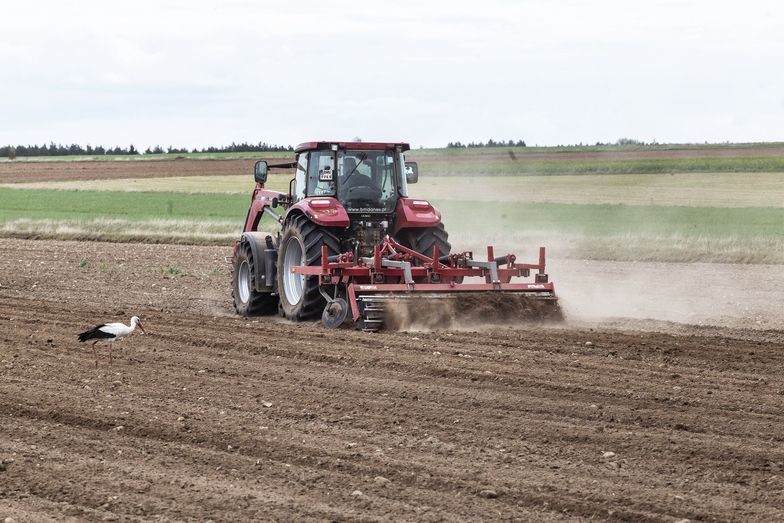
[231,141,559,330]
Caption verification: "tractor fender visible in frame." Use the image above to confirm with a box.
[286,197,350,228]
[392,197,441,233]
[240,232,276,292]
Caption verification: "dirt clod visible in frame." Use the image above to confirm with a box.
[373,476,391,486]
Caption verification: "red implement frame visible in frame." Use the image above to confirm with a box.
[292,236,557,323]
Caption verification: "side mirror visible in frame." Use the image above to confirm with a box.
[254,160,268,184]
[405,161,419,184]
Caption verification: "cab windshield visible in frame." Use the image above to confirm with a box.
[336,149,397,212]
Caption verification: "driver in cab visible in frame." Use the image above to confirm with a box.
[341,156,379,193]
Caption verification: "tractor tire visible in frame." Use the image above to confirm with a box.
[232,242,278,316]
[276,215,340,321]
[398,223,451,264]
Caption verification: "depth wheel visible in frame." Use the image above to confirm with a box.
[276,215,340,321]
[232,242,278,316]
[322,298,349,329]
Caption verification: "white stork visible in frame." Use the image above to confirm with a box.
[77,316,146,367]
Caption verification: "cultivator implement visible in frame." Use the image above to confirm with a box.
[292,236,561,331]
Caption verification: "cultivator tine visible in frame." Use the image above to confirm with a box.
[356,296,386,332]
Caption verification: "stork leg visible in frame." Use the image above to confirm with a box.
[92,341,99,368]
[107,342,113,366]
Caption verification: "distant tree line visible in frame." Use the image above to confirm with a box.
[0,143,140,158]
[445,138,667,148]
[447,139,527,148]
[193,142,293,154]
[2,141,293,159]
[581,138,660,146]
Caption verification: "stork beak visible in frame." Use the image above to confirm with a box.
[138,321,146,335]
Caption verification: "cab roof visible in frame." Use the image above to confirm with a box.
[294,141,410,153]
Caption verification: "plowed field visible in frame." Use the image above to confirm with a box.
[1,239,783,521]
[0,159,289,184]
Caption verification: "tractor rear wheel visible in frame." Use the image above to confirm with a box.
[398,223,451,263]
[276,215,340,321]
[232,242,278,316]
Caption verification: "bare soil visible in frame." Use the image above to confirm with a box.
[1,238,783,522]
[0,158,289,184]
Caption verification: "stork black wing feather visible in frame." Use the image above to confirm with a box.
[78,325,115,342]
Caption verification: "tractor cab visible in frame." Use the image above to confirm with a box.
[254,142,418,211]
[291,142,415,212]
[254,142,421,258]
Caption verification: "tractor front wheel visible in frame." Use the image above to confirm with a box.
[232,242,278,316]
[276,215,340,321]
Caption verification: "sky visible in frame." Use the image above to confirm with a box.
[1,0,783,149]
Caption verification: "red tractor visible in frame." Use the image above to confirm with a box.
[232,141,559,330]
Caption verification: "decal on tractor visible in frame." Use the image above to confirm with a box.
[318,167,333,181]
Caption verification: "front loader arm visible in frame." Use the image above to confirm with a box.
[244,188,287,233]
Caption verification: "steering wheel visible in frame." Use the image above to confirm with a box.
[347,184,383,200]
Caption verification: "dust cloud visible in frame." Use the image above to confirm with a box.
[420,165,784,331]
[439,202,782,331]
[383,293,563,332]
[550,259,783,330]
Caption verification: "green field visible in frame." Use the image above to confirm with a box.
[1,143,782,263]
[9,171,783,208]
[0,188,246,221]
[1,186,781,262]
[413,156,784,176]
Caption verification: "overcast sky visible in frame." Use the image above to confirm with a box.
[1,0,782,149]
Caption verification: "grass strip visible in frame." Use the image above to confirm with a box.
[418,156,784,176]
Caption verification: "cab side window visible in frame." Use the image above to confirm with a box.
[307,151,336,196]
[294,152,308,201]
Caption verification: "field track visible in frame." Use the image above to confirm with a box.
[2,239,783,521]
